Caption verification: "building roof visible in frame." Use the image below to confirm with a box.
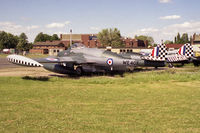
[166,44,184,49]
[34,41,65,46]
[61,34,97,41]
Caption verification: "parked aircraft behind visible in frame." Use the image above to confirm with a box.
[7,43,167,75]
[166,43,194,66]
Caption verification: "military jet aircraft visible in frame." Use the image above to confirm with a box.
[7,43,167,75]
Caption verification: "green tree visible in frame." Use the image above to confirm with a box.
[17,33,32,51]
[174,36,177,43]
[134,35,154,46]
[51,34,59,41]
[181,33,189,43]
[0,31,18,49]
[97,28,123,47]
[164,40,173,44]
[174,33,189,44]
[176,32,181,43]
[34,32,60,43]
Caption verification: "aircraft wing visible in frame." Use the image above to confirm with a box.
[60,55,96,64]
[7,54,97,67]
[35,57,76,63]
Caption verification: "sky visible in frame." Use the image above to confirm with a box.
[0,0,200,43]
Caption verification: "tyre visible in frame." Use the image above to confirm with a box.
[76,67,82,76]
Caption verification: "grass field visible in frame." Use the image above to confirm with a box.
[0,67,200,132]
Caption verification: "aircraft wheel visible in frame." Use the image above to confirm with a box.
[193,60,199,67]
[168,63,173,68]
[76,67,82,76]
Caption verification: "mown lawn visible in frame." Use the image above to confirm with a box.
[0,67,200,132]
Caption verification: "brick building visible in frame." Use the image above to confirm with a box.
[191,33,200,45]
[30,34,148,55]
[30,41,66,55]
[166,44,184,51]
[60,34,148,48]
[191,33,200,55]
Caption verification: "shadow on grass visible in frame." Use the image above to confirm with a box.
[48,67,167,79]
[22,76,49,81]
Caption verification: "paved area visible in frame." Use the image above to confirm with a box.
[0,57,21,69]
[0,57,62,77]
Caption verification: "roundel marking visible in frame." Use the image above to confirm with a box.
[106,58,113,65]
[46,58,58,61]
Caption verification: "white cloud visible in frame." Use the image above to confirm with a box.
[0,22,22,33]
[90,26,100,31]
[160,15,181,20]
[46,21,70,28]
[128,21,200,44]
[159,0,171,3]
[139,28,159,33]
[26,25,40,30]
[0,21,41,42]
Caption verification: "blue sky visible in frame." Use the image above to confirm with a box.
[0,0,200,43]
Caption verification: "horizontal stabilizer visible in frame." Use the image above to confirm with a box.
[7,54,43,67]
[167,55,188,62]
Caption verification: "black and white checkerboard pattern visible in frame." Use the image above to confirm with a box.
[143,44,167,61]
[184,43,194,58]
[167,55,188,62]
[167,43,194,62]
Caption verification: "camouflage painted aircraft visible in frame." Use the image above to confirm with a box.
[7,43,167,75]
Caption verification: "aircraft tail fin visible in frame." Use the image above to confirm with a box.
[167,43,194,62]
[178,43,194,58]
[143,44,167,61]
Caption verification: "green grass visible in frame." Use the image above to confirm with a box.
[0,67,200,132]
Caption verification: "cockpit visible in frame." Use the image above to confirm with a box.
[58,43,86,57]
[70,43,86,49]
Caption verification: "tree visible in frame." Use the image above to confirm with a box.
[97,28,123,47]
[176,32,181,43]
[174,33,189,44]
[0,31,18,49]
[51,34,59,41]
[164,40,173,44]
[34,32,60,43]
[134,35,154,46]
[174,36,177,43]
[34,32,46,43]
[181,33,189,43]
[17,33,32,51]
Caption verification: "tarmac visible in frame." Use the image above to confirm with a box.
[0,57,21,69]
[0,57,63,77]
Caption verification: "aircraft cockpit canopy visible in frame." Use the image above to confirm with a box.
[70,43,86,49]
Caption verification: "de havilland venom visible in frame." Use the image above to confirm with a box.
[7,43,168,75]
